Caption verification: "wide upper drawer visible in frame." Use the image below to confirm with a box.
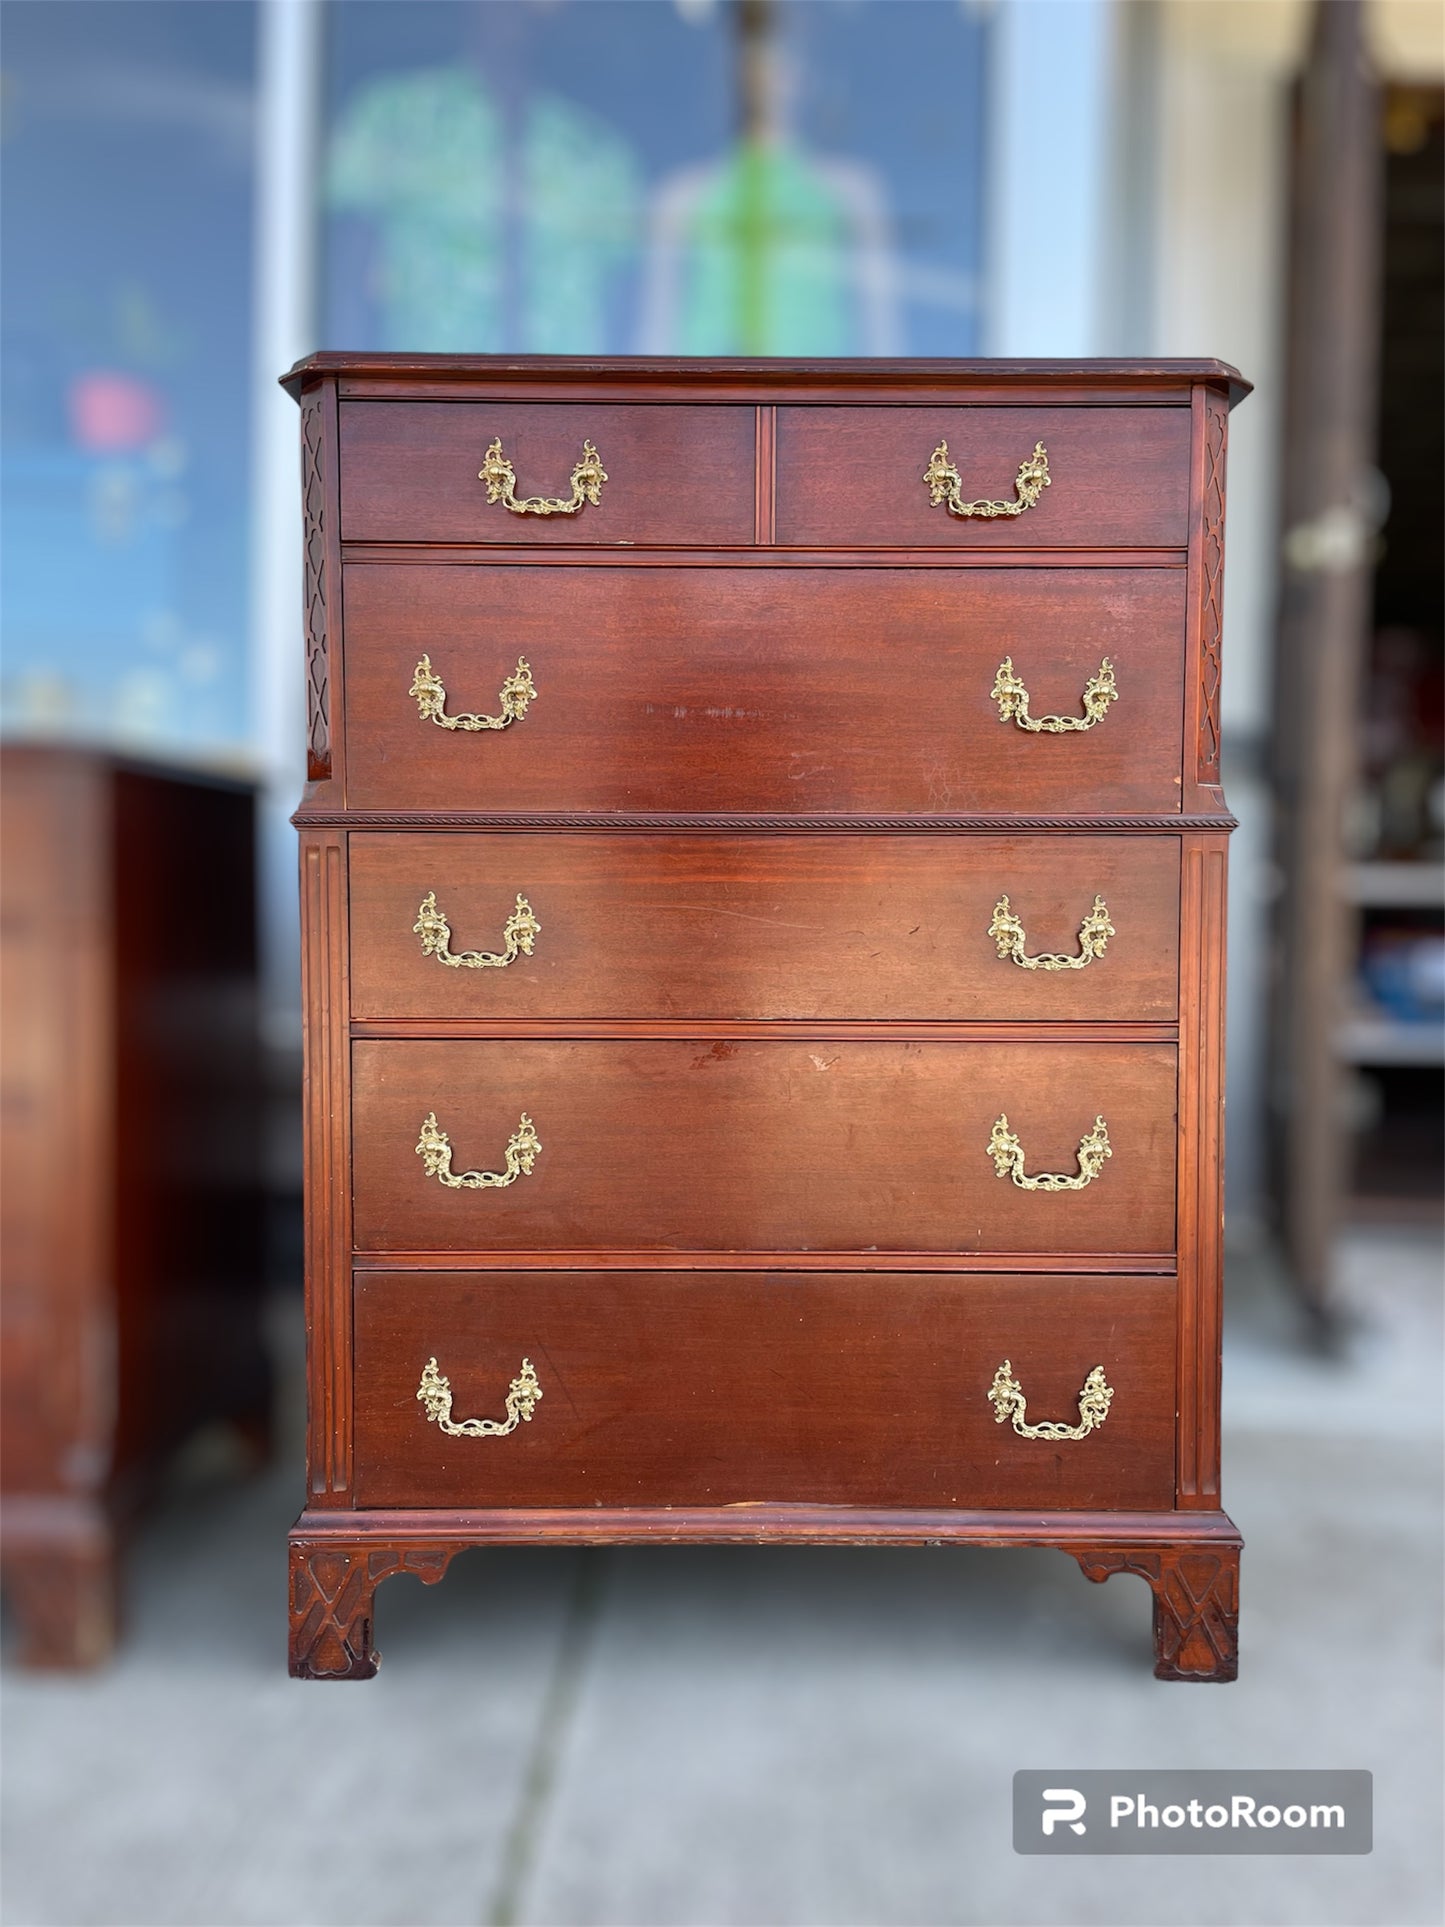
[338,403,757,546]
[351,1269,1178,1510]
[341,565,1187,813]
[775,407,1192,548]
[349,833,1181,1022]
[351,1038,1177,1256]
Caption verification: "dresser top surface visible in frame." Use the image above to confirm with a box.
[282,353,1250,408]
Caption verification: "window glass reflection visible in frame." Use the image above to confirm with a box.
[324,0,987,358]
[1,1,255,756]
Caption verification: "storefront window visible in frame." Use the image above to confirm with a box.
[323,0,988,358]
[1,2,256,756]
[1,0,987,758]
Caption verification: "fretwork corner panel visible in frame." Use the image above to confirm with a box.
[285,355,1247,1682]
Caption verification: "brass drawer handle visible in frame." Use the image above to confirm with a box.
[989,894,1113,971]
[416,1112,542,1189]
[415,891,540,970]
[988,1360,1113,1440]
[409,653,536,732]
[479,437,607,516]
[924,439,1049,519]
[418,1356,542,1438]
[992,656,1117,732]
[988,1114,1111,1190]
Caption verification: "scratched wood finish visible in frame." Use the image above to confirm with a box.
[339,403,757,546]
[775,407,1192,548]
[342,565,1187,815]
[348,832,1182,1022]
[351,1038,1176,1255]
[351,1270,1177,1511]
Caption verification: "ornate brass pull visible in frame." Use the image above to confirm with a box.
[479,437,607,516]
[988,1360,1113,1440]
[414,892,540,970]
[989,895,1113,971]
[409,654,536,732]
[923,439,1050,519]
[417,1356,542,1437]
[988,1114,1111,1191]
[416,1112,541,1189]
[992,656,1117,732]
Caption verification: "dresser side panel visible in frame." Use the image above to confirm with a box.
[299,375,346,801]
[1176,832,1229,1504]
[300,828,353,1503]
[1183,385,1231,813]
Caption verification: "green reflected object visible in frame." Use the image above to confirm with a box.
[680,139,856,356]
[328,65,641,353]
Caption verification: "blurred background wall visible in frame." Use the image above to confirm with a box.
[2,0,1441,1313]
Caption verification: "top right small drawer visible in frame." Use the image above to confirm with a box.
[774,407,1191,549]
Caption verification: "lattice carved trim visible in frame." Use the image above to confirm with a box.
[289,1542,455,1679]
[1074,1543,1239,1682]
[1197,393,1228,783]
[301,390,331,781]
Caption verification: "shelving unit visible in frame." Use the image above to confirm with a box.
[1269,57,1443,1314]
[1343,87,1444,1222]
[1346,862,1445,908]
[1337,1015,1445,1068]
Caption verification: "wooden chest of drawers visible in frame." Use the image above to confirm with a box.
[285,355,1247,1683]
[1,749,270,1666]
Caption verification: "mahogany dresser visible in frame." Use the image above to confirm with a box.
[284,354,1248,1682]
[1,747,269,1666]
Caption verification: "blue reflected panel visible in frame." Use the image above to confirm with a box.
[1,2,255,755]
[322,0,986,357]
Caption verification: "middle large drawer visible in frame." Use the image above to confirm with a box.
[350,833,1181,1021]
[352,1039,1177,1255]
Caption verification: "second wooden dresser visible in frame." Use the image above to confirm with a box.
[286,355,1246,1682]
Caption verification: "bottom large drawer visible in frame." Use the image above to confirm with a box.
[352,1271,1176,1511]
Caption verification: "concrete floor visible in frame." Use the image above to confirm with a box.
[3,1228,1441,1927]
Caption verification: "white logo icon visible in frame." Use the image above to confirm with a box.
[1042,1788,1088,1836]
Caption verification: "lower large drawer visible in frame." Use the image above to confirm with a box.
[352,1270,1177,1510]
[351,1038,1177,1255]
[348,832,1182,1023]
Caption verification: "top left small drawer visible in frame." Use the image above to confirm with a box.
[338,403,758,546]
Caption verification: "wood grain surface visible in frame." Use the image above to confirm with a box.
[347,831,1182,1022]
[775,406,1191,548]
[351,1037,1177,1254]
[341,565,1187,814]
[339,402,757,546]
[351,1269,1177,1510]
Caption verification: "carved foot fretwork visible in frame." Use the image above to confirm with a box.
[288,1540,455,1680]
[1072,1541,1240,1682]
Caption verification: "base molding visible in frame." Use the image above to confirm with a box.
[288,1505,1242,1683]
